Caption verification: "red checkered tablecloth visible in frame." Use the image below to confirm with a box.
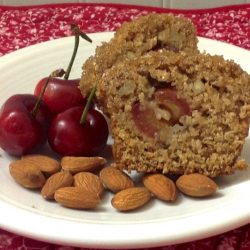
[0,3,249,250]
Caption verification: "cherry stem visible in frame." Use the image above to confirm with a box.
[80,86,96,125]
[31,69,65,117]
[64,24,92,80]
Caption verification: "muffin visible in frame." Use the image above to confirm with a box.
[80,13,198,99]
[98,50,250,177]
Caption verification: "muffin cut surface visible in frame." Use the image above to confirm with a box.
[99,51,250,177]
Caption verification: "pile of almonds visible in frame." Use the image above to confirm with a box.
[9,154,218,212]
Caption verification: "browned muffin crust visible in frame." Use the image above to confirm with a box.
[99,50,250,177]
[80,13,198,98]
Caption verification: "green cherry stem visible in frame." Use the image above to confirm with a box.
[64,32,79,80]
[80,85,96,125]
[31,69,65,117]
[64,24,92,80]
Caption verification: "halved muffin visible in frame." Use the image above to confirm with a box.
[98,50,250,177]
[80,13,198,99]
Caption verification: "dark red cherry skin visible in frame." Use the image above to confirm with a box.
[154,88,191,124]
[0,94,50,156]
[48,106,109,156]
[34,77,86,116]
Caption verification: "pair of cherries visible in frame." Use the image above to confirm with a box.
[0,25,109,157]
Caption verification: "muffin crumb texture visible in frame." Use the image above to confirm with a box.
[80,13,198,98]
[80,14,250,177]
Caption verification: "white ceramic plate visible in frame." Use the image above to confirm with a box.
[0,32,250,249]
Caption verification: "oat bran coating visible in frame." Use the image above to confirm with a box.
[99,50,250,177]
[80,13,198,98]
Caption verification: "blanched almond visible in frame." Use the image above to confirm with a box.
[111,187,151,212]
[143,173,177,201]
[41,171,73,200]
[9,160,46,189]
[99,165,134,193]
[61,156,107,174]
[74,172,104,197]
[176,173,218,197]
[54,186,100,209]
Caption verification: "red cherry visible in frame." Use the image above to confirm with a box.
[34,77,86,115]
[0,94,50,156]
[131,88,191,139]
[154,88,191,124]
[48,106,109,156]
[33,25,92,116]
[132,102,164,138]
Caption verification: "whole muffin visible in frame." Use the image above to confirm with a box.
[80,13,198,99]
[98,50,250,177]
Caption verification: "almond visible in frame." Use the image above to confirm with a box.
[143,173,177,201]
[61,156,107,174]
[41,171,73,200]
[176,173,218,197]
[111,187,151,212]
[74,172,104,197]
[21,154,61,176]
[54,186,100,209]
[99,165,134,193]
[9,159,46,189]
